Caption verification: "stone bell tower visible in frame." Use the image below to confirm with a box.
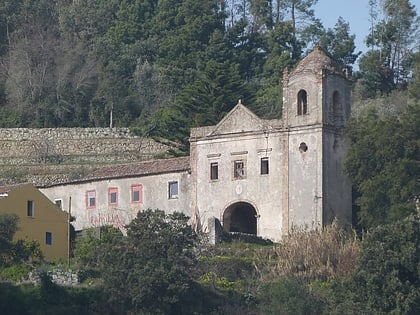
[282,46,352,231]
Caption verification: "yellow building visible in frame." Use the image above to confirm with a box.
[0,183,69,261]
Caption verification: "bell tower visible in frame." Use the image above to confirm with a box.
[282,46,352,231]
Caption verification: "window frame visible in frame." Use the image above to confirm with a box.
[131,184,143,204]
[108,187,118,206]
[45,232,52,245]
[233,160,246,179]
[297,89,308,115]
[168,181,179,199]
[261,157,269,175]
[210,162,219,180]
[54,198,63,210]
[27,200,34,217]
[86,190,96,209]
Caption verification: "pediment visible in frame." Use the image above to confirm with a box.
[210,102,265,136]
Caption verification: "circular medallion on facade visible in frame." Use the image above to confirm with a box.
[235,184,242,195]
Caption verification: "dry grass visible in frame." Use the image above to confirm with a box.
[254,220,359,282]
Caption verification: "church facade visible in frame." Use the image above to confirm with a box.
[190,46,352,240]
[40,46,352,241]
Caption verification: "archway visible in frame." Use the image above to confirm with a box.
[223,202,257,235]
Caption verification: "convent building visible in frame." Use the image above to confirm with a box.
[41,46,352,241]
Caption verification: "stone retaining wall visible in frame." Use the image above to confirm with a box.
[29,269,79,286]
[0,128,171,185]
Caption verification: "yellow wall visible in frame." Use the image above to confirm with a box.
[0,184,68,261]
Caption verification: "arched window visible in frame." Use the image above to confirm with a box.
[297,90,308,115]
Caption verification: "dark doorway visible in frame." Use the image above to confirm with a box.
[223,202,257,235]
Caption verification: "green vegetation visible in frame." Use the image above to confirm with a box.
[0,213,43,269]
[344,104,419,230]
[0,0,417,152]
[0,0,418,313]
[2,207,420,314]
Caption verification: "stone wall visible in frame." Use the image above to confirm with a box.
[29,269,79,286]
[0,128,171,185]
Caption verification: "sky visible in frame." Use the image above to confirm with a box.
[313,0,373,55]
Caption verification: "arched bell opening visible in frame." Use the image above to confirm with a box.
[222,202,257,235]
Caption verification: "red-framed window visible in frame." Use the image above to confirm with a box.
[108,187,118,206]
[86,190,96,209]
[131,184,143,204]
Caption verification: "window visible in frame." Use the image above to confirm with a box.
[86,190,96,209]
[210,162,219,180]
[299,142,308,152]
[261,157,269,175]
[168,181,178,199]
[233,160,245,179]
[27,200,34,217]
[108,187,118,206]
[54,199,63,209]
[131,184,143,203]
[297,89,308,115]
[45,232,52,245]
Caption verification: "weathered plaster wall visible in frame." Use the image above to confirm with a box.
[287,127,323,228]
[40,171,191,231]
[192,130,285,241]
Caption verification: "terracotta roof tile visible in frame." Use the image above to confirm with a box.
[83,156,191,181]
[0,183,27,194]
[293,45,341,75]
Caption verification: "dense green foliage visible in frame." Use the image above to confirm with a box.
[344,104,420,230]
[0,2,419,312]
[325,215,420,315]
[355,0,419,98]
[0,280,107,315]
[351,214,420,313]
[76,209,200,314]
[3,0,417,151]
[1,210,420,314]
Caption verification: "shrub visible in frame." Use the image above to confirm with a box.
[255,220,359,282]
[258,277,325,315]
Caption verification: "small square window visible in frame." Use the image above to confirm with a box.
[27,200,34,217]
[168,181,178,199]
[233,160,245,179]
[210,162,219,180]
[45,232,52,245]
[108,187,118,206]
[86,190,96,209]
[261,157,269,175]
[54,199,63,209]
[131,184,143,203]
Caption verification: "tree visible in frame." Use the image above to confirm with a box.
[0,213,19,265]
[2,0,60,126]
[344,105,420,229]
[253,21,301,118]
[0,213,43,266]
[357,0,419,97]
[408,51,420,101]
[101,209,198,314]
[345,215,420,314]
[144,60,254,153]
[356,50,395,98]
[318,17,360,67]
[258,277,324,315]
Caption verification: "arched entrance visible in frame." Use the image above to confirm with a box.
[223,202,257,235]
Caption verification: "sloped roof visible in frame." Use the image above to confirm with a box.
[82,156,190,181]
[0,183,28,195]
[292,45,341,75]
[210,102,264,136]
[191,101,282,138]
